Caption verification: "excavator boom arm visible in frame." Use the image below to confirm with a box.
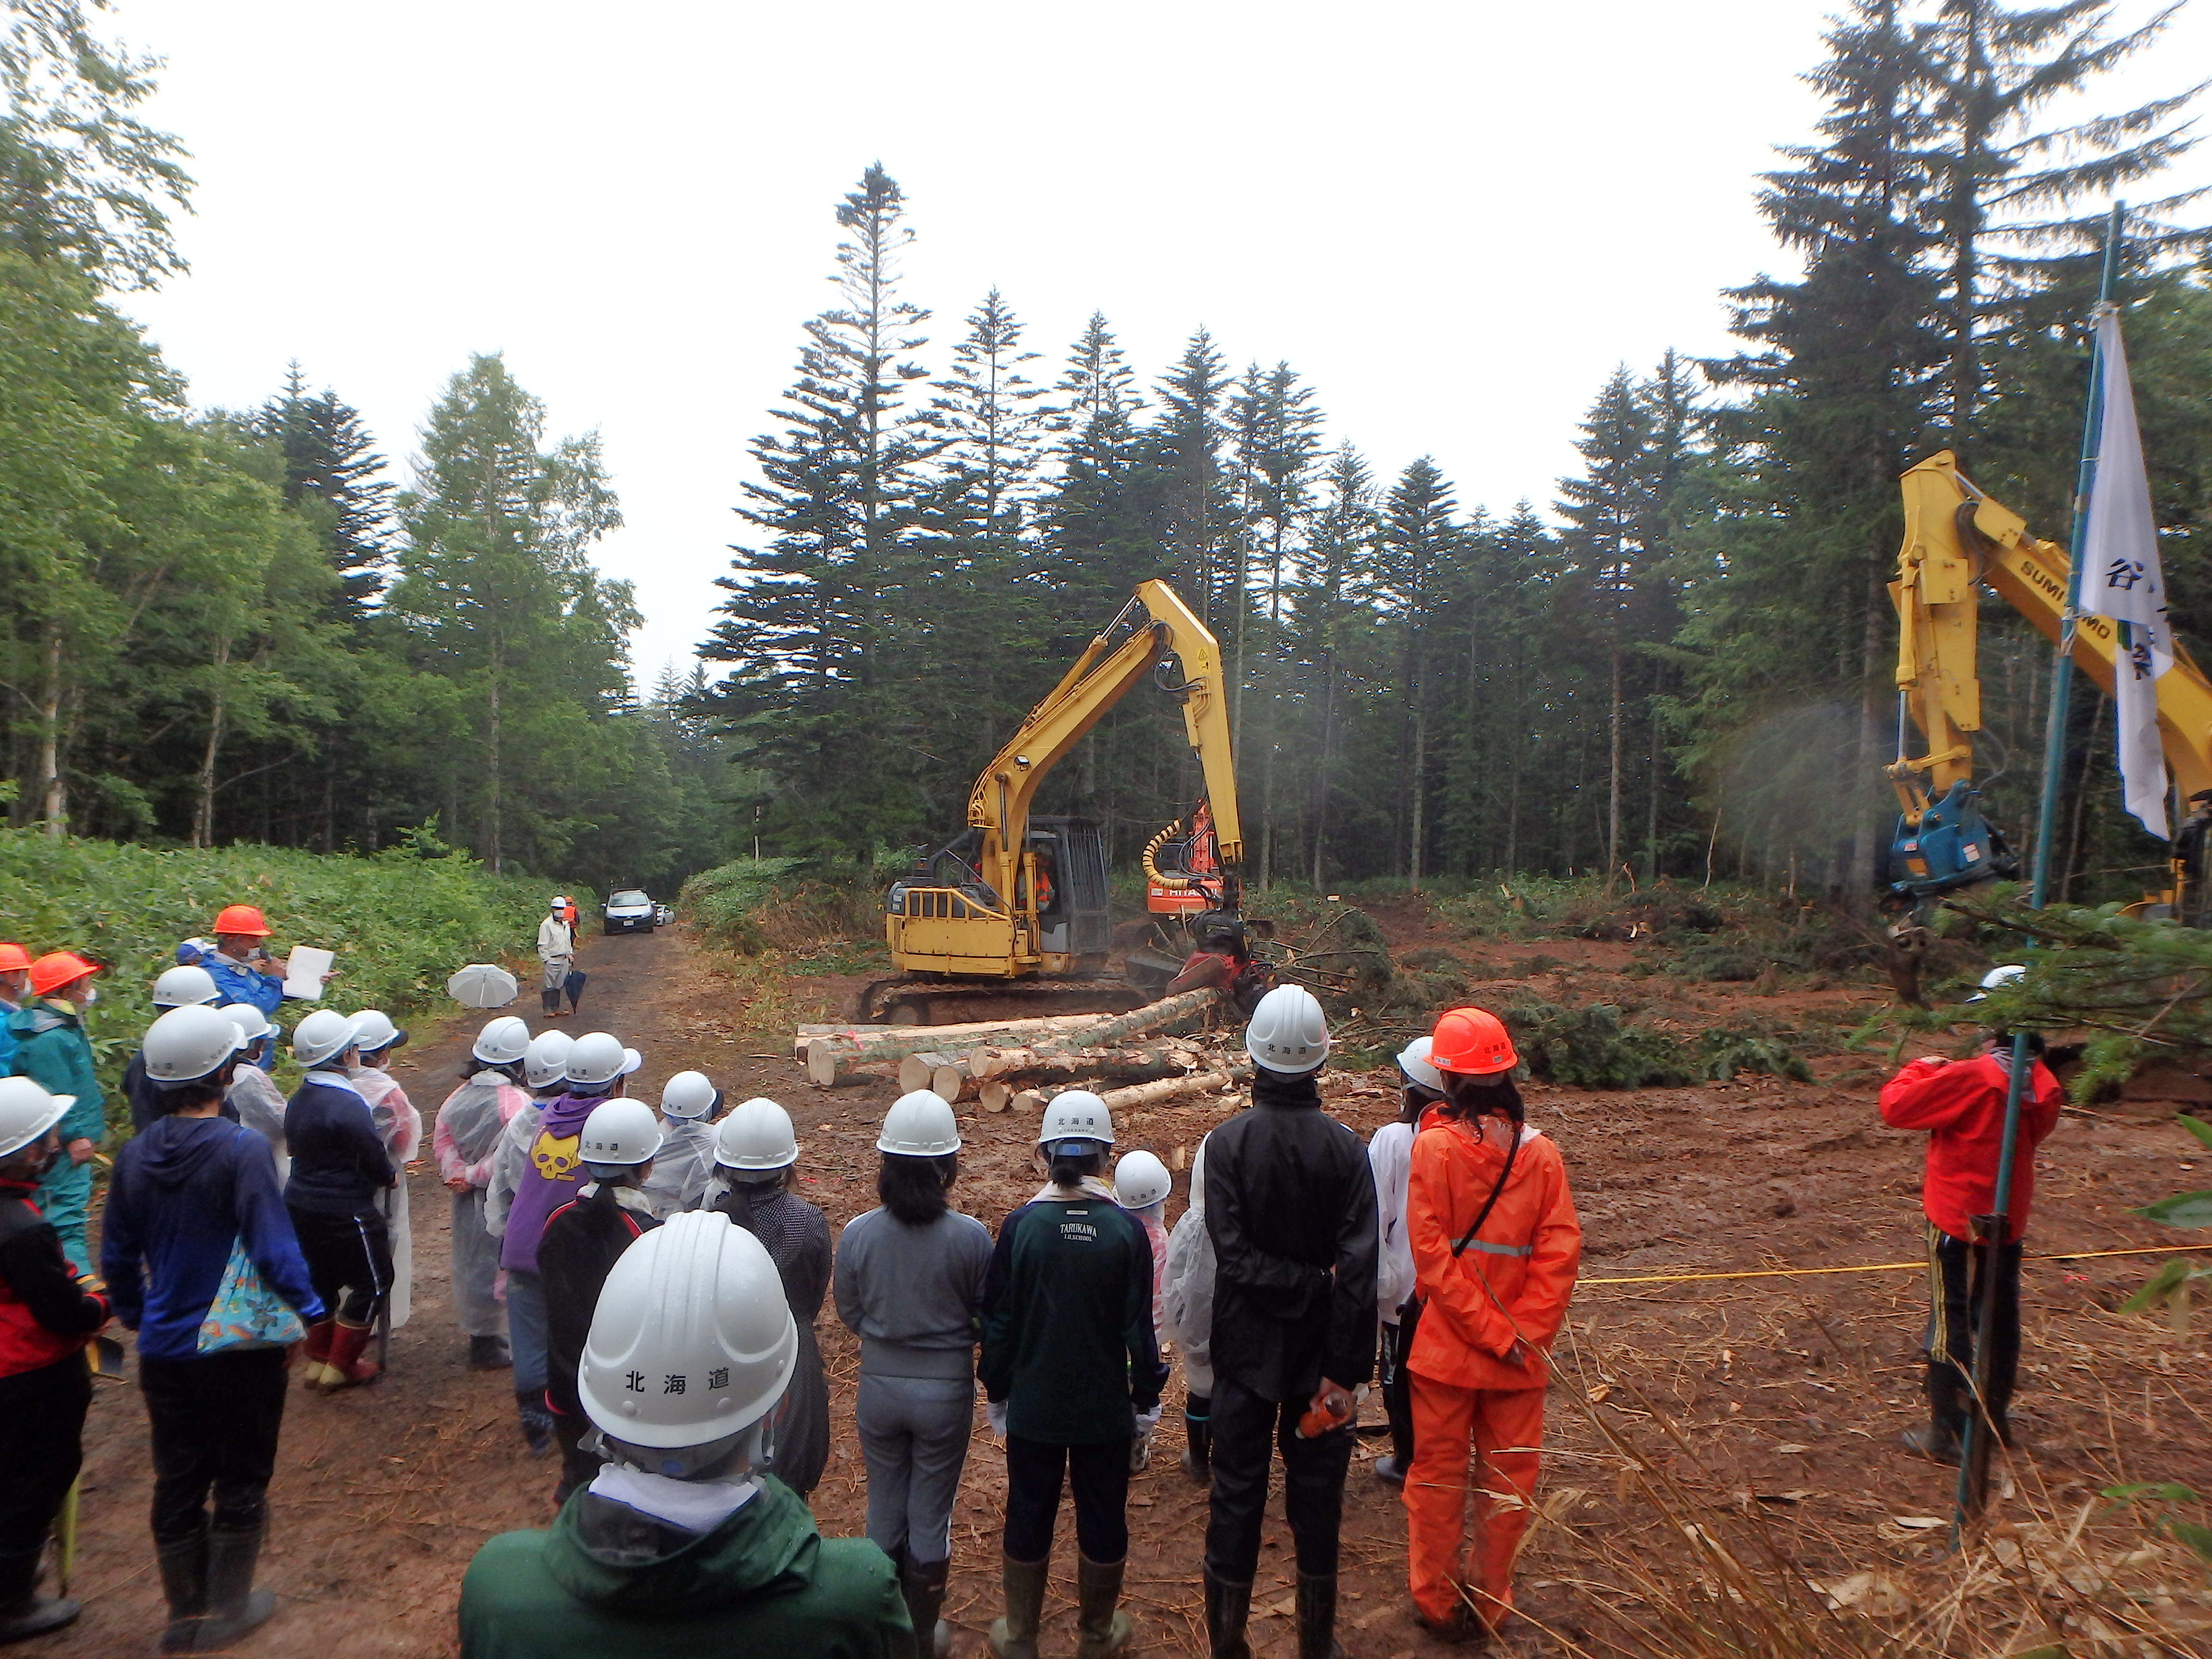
[962,578,1241,903]
[1894,452,2212,807]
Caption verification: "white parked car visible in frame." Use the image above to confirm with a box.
[602,889,658,935]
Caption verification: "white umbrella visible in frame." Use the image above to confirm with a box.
[446,964,519,1010]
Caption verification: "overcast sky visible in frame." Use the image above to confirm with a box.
[115,0,2212,685]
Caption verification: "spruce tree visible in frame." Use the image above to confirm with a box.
[1556,366,1654,889]
[1377,458,1460,885]
[260,363,394,623]
[697,163,938,862]
[1295,443,1378,889]
[1154,330,1235,625]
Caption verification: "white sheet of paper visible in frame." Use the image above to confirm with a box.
[282,946,334,1000]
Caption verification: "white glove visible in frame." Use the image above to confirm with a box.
[987,1399,1009,1437]
[1134,1406,1162,1435]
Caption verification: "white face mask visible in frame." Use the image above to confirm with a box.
[78,988,97,1009]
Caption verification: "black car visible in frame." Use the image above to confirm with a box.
[603,889,658,934]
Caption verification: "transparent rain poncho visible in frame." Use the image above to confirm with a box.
[1158,1133,1217,1395]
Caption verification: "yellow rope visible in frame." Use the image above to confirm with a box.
[1578,1241,2212,1288]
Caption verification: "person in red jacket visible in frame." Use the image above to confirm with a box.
[1878,967,2063,1465]
[1402,1006,1580,1644]
[0,1076,111,1643]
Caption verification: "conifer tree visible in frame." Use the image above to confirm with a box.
[1154,330,1235,625]
[1377,458,1460,884]
[260,363,394,623]
[697,163,938,861]
[1295,443,1377,889]
[1557,366,1654,888]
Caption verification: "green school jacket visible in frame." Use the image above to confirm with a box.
[457,1474,914,1659]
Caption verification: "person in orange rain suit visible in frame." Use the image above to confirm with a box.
[1402,1005,1580,1644]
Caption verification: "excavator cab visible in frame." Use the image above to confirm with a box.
[1885,780,2017,905]
[885,818,1112,980]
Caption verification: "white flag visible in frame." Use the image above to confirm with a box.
[2079,307,2171,839]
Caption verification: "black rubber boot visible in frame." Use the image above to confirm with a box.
[0,1547,79,1646]
[1181,1407,1211,1485]
[156,1525,209,1653]
[193,1525,275,1648]
[900,1553,952,1659]
[541,988,560,1017]
[468,1335,512,1370]
[987,1554,1049,1659]
[1295,1572,1343,1659]
[1203,1566,1253,1659]
[1075,1554,1131,1659]
[517,1389,553,1455]
[1901,1361,1965,1465]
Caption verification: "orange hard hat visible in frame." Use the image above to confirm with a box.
[1429,1005,1518,1076]
[212,904,271,938]
[0,943,29,973]
[28,952,99,998]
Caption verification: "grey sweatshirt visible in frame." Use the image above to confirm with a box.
[834,1205,994,1381]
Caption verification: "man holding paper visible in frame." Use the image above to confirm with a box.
[203,907,333,1068]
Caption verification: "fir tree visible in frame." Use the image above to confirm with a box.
[1377,458,1460,884]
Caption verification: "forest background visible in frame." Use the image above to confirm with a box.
[5,0,2212,908]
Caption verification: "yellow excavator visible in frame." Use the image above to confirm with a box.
[1887,451,2212,924]
[865,580,1244,1023]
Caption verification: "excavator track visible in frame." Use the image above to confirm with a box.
[853,976,1150,1028]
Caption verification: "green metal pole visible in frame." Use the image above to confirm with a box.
[1954,202,2125,1532]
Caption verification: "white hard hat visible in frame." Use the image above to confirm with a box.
[1246,984,1330,1074]
[144,1004,247,1083]
[1115,1149,1170,1210]
[551,895,568,909]
[578,1211,797,1449]
[0,1077,72,1159]
[1038,1089,1114,1149]
[292,1008,363,1068]
[661,1071,720,1120]
[878,1091,961,1157]
[567,1031,643,1088]
[579,1098,664,1167]
[217,1001,274,1043]
[1397,1034,1444,1093]
[1967,964,2028,1003]
[715,1098,797,1170]
[474,1015,532,1066]
[524,1030,575,1092]
[152,964,220,1010]
[348,1010,406,1054]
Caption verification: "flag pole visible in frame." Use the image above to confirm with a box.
[1954,201,2125,1533]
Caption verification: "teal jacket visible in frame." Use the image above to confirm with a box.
[9,1002,104,1145]
[458,1475,913,1659]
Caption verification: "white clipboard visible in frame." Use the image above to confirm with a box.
[282,946,334,1000]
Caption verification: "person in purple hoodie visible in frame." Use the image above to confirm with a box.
[491,1030,640,1456]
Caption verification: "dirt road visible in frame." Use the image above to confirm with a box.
[47,922,2210,1657]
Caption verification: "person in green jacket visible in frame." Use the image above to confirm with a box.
[458,1210,914,1659]
[9,954,105,1276]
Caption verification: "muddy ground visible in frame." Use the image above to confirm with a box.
[44,919,2212,1657]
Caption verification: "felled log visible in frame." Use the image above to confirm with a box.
[895,1051,974,1102]
[805,989,1217,1087]
[1099,1058,1253,1113]
[796,1013,1106,1066]
[970,1042,1210,1089]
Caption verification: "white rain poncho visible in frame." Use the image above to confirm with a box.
[225,1064,290,1186]
[434,1070,529,1341]
[1158,1133,1217,1395]
[352,1063,422,1330]
[483,1099,542,1238]
[638,1115,721,1218]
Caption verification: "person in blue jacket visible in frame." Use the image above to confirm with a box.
[103,1004,323,1655]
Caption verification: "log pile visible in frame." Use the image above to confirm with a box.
[798,986,1249,1112]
